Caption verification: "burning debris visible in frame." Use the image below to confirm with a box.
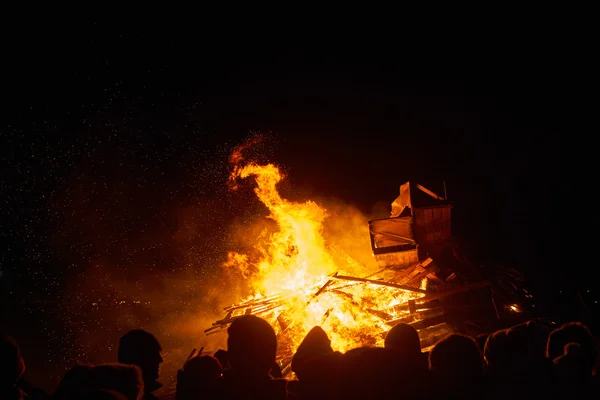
[205,157,533,377]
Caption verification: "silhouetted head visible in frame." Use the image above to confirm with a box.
[547,321,597,372]
[291,326,333,380]
[384,323,421,358]
[213,349,229,369]
[429,333,484,381]
[484,320,551,381]
[227,315,277,378]
[183,355,222,382]
[0,335,25,387]
[336,347,425,400]
[118,330,163,384]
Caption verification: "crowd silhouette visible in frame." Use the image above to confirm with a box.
[2,315,598,399]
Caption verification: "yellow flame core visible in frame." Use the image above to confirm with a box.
[225,162,424,353]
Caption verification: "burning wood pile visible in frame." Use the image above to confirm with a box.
[204,149,532,376]
[206,252,501,375]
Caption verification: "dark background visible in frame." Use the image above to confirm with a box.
[1,24,595,392]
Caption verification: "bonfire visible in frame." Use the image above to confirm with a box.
[205,152,444,373]
[204,141,533,377]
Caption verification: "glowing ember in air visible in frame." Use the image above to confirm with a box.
[507,304,521,313]
[219,156,426,357]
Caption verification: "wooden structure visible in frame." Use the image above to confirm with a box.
[368,182,451,268]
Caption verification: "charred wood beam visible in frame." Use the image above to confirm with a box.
[331,275,429,294]
[366,308,394,321]
[329,282,366,291]
[409,313,449,330]
[415,184,445,200]
[426,272,445,286]
[388,280,493,312]
[251,303,284,316]
[310,279,334,301]
[363,267,394,279]
[386,308,445,327]
[223,294,284,311]
[416,280,492,303]
[212,314,247,326]
[330,289,354,300]
[390,302,441,313]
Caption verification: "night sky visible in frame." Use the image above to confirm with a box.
[1,27,593,391]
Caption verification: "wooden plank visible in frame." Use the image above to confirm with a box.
[424,209,435,243]
[331,275,429,294]
[392,262,422,281]
[408,299,417,314]
[366,308,394,321]
[426,272,445,286]
[416,280,492,303]
[374,247,419,269]
[433,207,443,241]
[441,206,451,239]
[373,231,416,244]
[403,259,435,285]
[406,265,435,286]
[415,184,445,200]
[311,279,333,299]
[386,308,445,327]
[400,265,425,284]
[393,258,432,284]
[414,209,425,244]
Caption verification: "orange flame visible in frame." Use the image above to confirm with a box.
[224,153,425,354]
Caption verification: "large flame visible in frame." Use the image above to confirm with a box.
[223,157,425,355]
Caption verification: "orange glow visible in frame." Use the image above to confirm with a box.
[221,157,426,355]
[507,304,520,313]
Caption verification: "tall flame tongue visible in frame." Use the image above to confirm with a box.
[224,160,424,356]
[230,162,335,294]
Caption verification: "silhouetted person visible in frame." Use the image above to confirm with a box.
[335,346,429,400]
[288,326,340,400]
[52,363,143,400]
[546,321,597,376]
[547,322,598,397]
[0,335,48,400]
[291,326,333,380]
[118,330,163,400]
[213,349,229,371]
[428,333,486,399]
[384,323,427,368]
[176,355,223,400]
[0,335,27,400]
[223,315,288,399]
[484,320,553,400]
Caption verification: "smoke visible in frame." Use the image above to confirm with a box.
[45,134,393,393]
[49,193,238,388]
[314,196,381,273]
